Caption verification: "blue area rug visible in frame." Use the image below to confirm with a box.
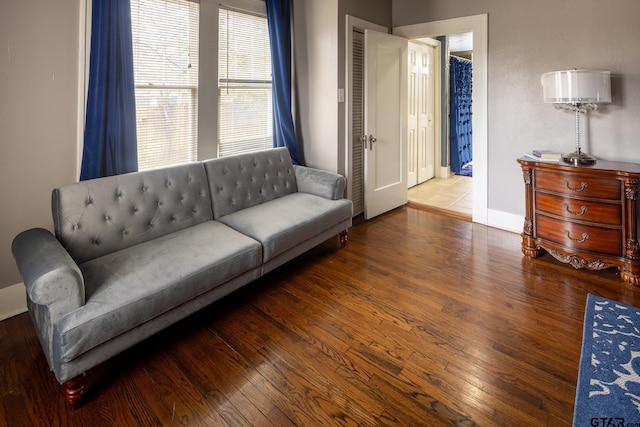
[574,294,640,426]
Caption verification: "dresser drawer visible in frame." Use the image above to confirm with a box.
[535,214,622,256]
[535,192,622,225]
[535,170,621,200]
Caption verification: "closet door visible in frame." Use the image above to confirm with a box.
[407,41,436,188]
[417,42,436,184]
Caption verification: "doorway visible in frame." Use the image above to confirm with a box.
[395,14,487,224]
[408,31,473,218]
[345,14,488,224]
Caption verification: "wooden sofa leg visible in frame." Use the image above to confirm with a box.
[63,373,86,410]
[340,230,348,248]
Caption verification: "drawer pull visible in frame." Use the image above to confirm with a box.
[563,179,588,192]
[562,202,588,216]
[565,230,589,243]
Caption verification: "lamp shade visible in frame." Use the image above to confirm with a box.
[541,69,611,104]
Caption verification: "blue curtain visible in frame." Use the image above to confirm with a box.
[80,0,138,181]
[449,56,472,175]
[265,0,303,166]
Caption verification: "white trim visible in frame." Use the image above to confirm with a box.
[487,209,523,234]
[0,283,27,321]
[394,14,488,225]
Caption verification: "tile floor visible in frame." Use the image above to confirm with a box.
[408,175,473,218]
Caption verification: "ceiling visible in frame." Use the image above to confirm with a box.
[448,32,473,53]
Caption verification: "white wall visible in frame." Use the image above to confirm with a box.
[292,0,392,174]
[0,0,81,291]
[392,0,640,217]
[292,0,340,172]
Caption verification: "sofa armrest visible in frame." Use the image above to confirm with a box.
[294,165,347,200]
[12,228,85,318]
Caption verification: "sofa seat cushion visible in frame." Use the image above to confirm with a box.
[54,221,261,363]
[217,192,353,263]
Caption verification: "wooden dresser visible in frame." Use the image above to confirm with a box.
[518,158,640,285]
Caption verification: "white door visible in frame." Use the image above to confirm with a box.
[364,29,408,220]
[408,41,436,188]
[417,41,436,184]
[407,44,419,188]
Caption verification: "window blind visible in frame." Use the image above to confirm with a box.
[130,0,199,170]
[218,7,273,157]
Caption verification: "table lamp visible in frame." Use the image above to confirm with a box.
[541,69,611,165]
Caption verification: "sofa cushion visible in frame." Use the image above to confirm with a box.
[203,147,297,219]
[217,192,353,263]
[53,162,214,264]
[54,220,261,362]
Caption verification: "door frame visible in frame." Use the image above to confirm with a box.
[345,15,387,208]
[394,14,488,225]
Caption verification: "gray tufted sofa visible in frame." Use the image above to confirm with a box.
[11,147,352,408]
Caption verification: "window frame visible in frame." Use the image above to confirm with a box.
[78,0,270,172]
[198,0,270,161]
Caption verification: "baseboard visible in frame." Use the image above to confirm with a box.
[487,209,523,234]
[0,283,27,321]
[438,166,452,179]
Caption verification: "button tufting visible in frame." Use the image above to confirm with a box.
[170,215,177,222]
[86,197,93,206]
[115,190,123,199]
[179,195,185,202]
[72,224,79,230]
[141,184,148,193]
[91,238,100,246]
[105,215,111,222]
[191,208,197,214]
[122,229,129,236]
[166,181,172,188]
[132,207,139,214]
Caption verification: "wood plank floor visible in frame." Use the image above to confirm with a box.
[3,206,640,426]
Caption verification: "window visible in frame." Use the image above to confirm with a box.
[128,0,271,170]
[218,7,272,157]
[131,0,199,170]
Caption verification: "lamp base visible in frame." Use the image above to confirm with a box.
[562,151,597,166]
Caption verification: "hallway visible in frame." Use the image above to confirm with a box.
[407,176,473,219]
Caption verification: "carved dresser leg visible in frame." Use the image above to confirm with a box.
[339,230,348,248]
[63,373,86,410]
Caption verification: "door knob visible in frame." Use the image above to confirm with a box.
[368,134,377,150]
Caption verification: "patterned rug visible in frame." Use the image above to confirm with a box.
[574,294,640,426]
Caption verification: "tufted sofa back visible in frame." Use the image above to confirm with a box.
[53,163,213,264]
[203,147,298,219]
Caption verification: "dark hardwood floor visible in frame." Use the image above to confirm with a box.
[3,207,640,426]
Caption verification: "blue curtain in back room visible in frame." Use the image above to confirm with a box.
[80,0,138,181]
[265,0,303,166]
[449,56,472,176]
